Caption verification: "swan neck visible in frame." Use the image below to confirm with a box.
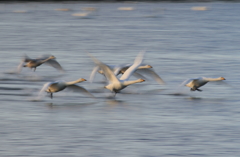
[65,79,84,85]
[40,57,54,63]
[123,79,144,86]
[138,65,152,69]
[204,77,222,81]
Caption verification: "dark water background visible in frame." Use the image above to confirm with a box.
[0,2,240,156]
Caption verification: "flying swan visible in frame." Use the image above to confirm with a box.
[90,63,164,85]
[89,51,146,96]
[89,63,151,82]
[180,77,226,91]
[17,54,64,72]
[39,78,94,99]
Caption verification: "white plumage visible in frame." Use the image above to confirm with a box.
[89,51,146,96]
[39,78,94,99]
[180,77,226,91]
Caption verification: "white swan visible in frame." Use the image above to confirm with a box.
[89,63,151,82]
[113,65,165,85]
[39,78,94,99]
[90,63,164,84]
[180,77,226,91]
[89,51,146,96]
[17,54,64,72]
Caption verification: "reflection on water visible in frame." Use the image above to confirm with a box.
[46,102,97,109]
[105,99,126,106]
[0,2,240,157]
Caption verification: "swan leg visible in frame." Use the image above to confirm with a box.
[191,86,202,92]
[196,89,202,92]
[34,67,36,72]
[112,92,116,97]
[48,89,53,99]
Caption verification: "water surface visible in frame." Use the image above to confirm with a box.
[0,2,240,156]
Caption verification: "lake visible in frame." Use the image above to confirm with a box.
[0,1,240,156]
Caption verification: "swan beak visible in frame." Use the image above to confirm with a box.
[51,55,56,59]
[140,79,145,82]
[147,65,153,68]
[98,70,104,74]
[82,78,87,81]
[222,77,226,80]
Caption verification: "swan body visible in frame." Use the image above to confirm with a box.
[90,63,152,83]
[112,64,165,85]
[90,63,164,85]
[89,51,146,96]
[39,78,93,99]
[17,55,64,72]
[180,77,226,91]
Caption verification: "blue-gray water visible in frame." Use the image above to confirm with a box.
[0,2,240,156]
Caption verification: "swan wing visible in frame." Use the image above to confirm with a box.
[89,53,120,84]
[112,63,132,75]
[67,85,95,98]
[179,78,195,87]
[89,66,100,83]
[17,54,33,72]
[16,60,25,73]
[132,72,148,80]
[44,59,65,72]
[38,82,54,97]
[120,51,145,81]
[22,54,33,62]
[137,69,165,85]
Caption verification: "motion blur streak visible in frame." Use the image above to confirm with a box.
[0,2,239,157]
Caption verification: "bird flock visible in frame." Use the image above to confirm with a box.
[16,52,226,99]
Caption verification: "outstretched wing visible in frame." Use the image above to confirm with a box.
[44,59,65,72]
[22,54,33,62]
[16,54,33,73]
[132,72,148,80]
[88,53,120,84]
[67,85,95,98]
[137,69,165,85]
[120,51,145,81]
[179,78,195,87]
[89,66,100,83]
[37,82,54,99]
[112,63,131,75]
[16,60,25,73]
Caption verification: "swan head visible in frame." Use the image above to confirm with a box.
[138,65,153,69]
[146,65,152,68]
[220,77,226,80]
[80,78,87,82]
[75,78,87,83]
[139,79,145,82]
[49,55,56,59]
[98,70,104,74]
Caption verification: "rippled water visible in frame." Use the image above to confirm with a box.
[0,2,240,156]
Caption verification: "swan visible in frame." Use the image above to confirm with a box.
[180,77,226,91]
[39,78,94,99]
[113,64,165,85]
[17,54,64,72]
[89,63,151,82]
[89,59,165,85]
[90,63,164,85]
[89,51,146,96]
